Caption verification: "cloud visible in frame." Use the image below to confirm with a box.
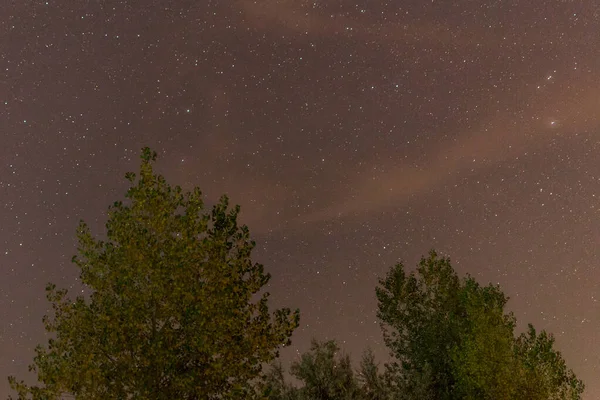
[204,2,600,230]
[235,0,461,49]
[235,0,563,51]
[236,0,350,36]
[299,81,600,224]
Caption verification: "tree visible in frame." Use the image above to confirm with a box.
[375,250,584,400]
[260,362,300,400]
[8,147,300,400]
[289,339,360,400]
[356,349,389,400]
[261,339,383,400]
[376,250,461,399]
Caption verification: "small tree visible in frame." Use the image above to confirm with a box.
[357,349,389,400]
[262,339,375,400]
[260,362,300,400]
[376,250,584,400]
[290,339,360,400]
[8,147,300,399]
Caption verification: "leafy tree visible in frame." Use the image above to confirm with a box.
[376,250,461,399]
[356,349,389,400]
[263,339,379,400]
[260,362,300,400]
[375,250,584,400]
[290,339,360,400]
[8,147,300,400]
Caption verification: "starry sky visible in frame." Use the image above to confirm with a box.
[1,0,600,397]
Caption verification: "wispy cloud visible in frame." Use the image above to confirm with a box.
[299,81,600,224]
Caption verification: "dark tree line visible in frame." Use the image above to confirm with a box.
[7,148,584,399]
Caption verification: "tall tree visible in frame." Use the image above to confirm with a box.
[375,250,584,400]
[376,250,461,399]
[8,147,300,400]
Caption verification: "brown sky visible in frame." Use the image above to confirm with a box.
[2,0,600,397]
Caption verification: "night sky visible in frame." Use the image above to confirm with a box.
[2,0,600,397]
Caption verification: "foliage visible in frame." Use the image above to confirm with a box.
[261,340,388,400]
[290,339,360,400]
[356,349,390,400]
[375,250,584,400]
[8,147,300,400]
[260,362,300,400]
[513,324,585,399]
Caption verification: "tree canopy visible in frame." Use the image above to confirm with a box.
[8,147,300,399]
[375,250,584,400]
